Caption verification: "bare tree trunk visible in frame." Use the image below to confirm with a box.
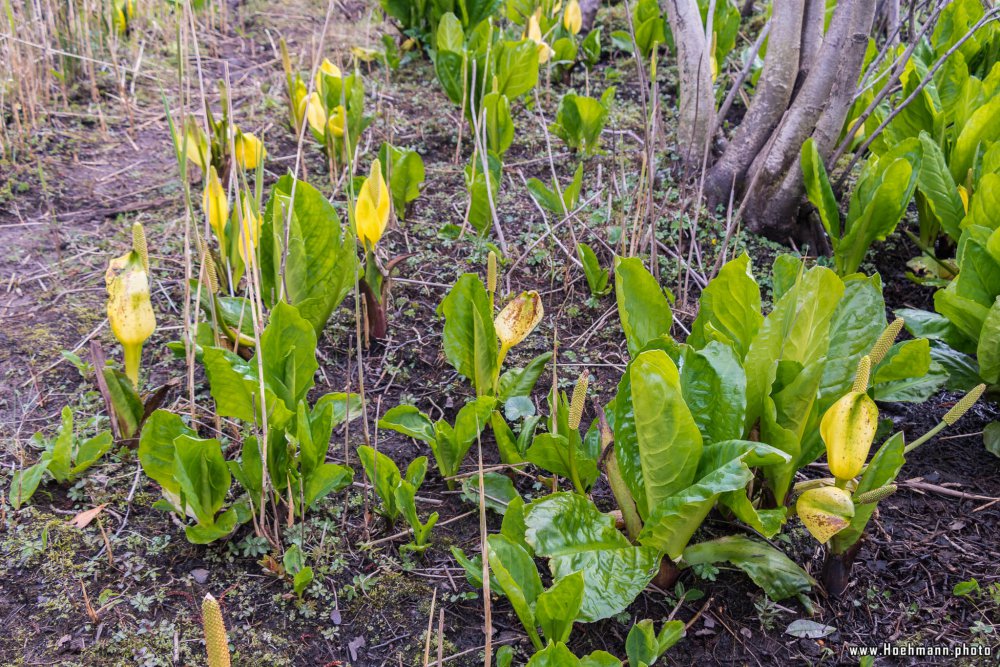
[579,0,601,34]
[797,0,826,84]
[741,0,876,242]
[663,0,715,167]
[704,0,804,204]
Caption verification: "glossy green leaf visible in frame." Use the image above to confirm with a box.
[357,445,402,520]
[498,352,552,401]
[819,275,886,410]
[488,533,543,648]
[630,350,702,511]
[72,431,113,476]
[682,535,815,601]
[461,471,520,514]
[261,176,356,332]
[977,298,1000,384]
[577,243,611,297]
[378,143,425,219]
[915,132,964,241]
[536,570,584,644]
[379,404,435,443]
[801,138,841,243]
[10,461,49,509]
[139,409,196,497]
[524,493,659,621]
[626,618,685,667]
[688,253,762,359]
[679,342,746,444]
[527,642,581,667]
[638,458,752,559]
[614,257,673,357]
[438,274,498,395]
[303,463,353,508]
[172,435,230,527]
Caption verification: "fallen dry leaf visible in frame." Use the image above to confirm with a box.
[69,504,107,529]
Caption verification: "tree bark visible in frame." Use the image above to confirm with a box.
[742,0,876,242]
[797,0,826,84]
[579,0,601,34]
[663,0,715,167]
[704,0,804,205]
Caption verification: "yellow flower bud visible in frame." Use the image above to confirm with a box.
[234,131,266,171]
[796,486,854,544]
[527,11,554,64]
[821,390,879,482]
[106,242,155,387]
[202,166,228,250]
[292,79,308,126]
[183,119,209,172]
[355,159,390,251]
[495,291,544,352]
[315,58,342,96]
[236,194,261,266]
[958,185,969,214]
[564,0,582,35]
[327,105,346,139]
[202,593,231,667]
[300,92,327,137]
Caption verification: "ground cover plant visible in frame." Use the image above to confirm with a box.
[2,1,999,665]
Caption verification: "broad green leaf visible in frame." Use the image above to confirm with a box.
[201,346,294,429]
[488,534,543,648]
[260,302,318,411]
[577,243,611,297]
[379,405,435,443]
[630,350,702,511]
[184,506,240,544]
[682,535,815,600]
[801,138,841,243]
[494,39,539,101]
[72,431,113,475]
[483,90,515,156]
[952,86,1000,182]
[615,257,673,357]
[438,274,498,395]
[172,436,230,527]
[915,133,964,241]
[638,458,752,559]
[229,436,263,506]
[498,352,552,401]
[679,342,746,444]
[524,493,659,621]
[378,143,425,219]
[453,396,498,447]
[303,463,353,508]
[10,461,49,509]
[839,156,919,275]
[626,618,685,667]
[984,421,1000,458]
[966,173,1000,232]
[527,643,581,667]
[831,431,906,553]
[262,177,356,332]
[48,407,73,482]
[744,265,844,431]
[977,298,1000,383]
[536,571,585,644]
[101,366,143,438]
[139,410,195,496]
[896,307,977,354]
[526,433,599,490]
[871,339,948,401]
[819,275,886,410]
[580,651,622,667]
[357,445,402,520]
[461,471,520,514]
[688,253,762,359]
